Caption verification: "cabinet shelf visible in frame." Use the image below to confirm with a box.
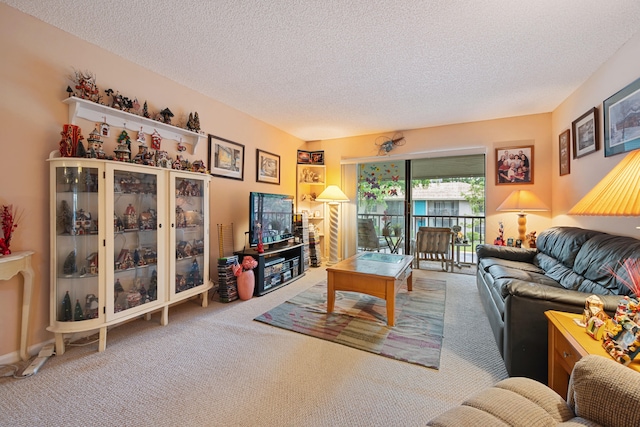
[63,97,203,150]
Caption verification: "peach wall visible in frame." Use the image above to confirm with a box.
[0,4,302,361]
[550,31,640,236]
[316,114,554,246]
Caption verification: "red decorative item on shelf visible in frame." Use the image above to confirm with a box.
[0,204,23,255]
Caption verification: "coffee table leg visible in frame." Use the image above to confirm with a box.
[327,271,335,313]
[386,279,395,326]
[407,270,413,291]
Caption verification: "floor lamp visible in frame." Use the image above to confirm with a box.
[497,190,549,244]
[315,185,349,266]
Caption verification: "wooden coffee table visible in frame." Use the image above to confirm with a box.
[326,252,413,326]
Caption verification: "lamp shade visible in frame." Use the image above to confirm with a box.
[497,190,549,212]
[315,185,349,203]
[568,149,640,216]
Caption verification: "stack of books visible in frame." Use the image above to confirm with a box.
[294,213,311,271]
[217,256,238,302]
[308,228,321,268]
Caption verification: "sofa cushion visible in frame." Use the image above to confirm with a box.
[573,234,640,296]
[536,227,605,269]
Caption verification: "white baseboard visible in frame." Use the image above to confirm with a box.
[0,339,55,365]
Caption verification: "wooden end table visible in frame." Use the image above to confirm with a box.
[545,310,640,397]
[326,252,413,326]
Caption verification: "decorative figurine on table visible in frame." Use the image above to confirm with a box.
[526,231,537,248]
[493,221,506,246]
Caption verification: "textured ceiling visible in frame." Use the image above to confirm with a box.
[4,1,640,141]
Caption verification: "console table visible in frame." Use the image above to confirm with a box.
[0,251,35,361]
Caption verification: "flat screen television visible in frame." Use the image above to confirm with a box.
[249,192,294,248]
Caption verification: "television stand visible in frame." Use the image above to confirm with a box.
[235,243,305,296]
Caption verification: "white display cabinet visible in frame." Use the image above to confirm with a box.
[48,153,211,355]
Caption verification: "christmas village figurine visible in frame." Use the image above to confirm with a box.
[114,130,132,161]
[148,270,158,301]
[87,126,106,159]
[123,204,138,229]
[155,150,171,168]
[493,221,506,246]
[62,291,72,321]
[158,108,174,124]
[74,299,84,321]
[186,259,203,289]
[114,212,125,232]
[84,294,99,319]
[72,209,92,235]
[58,200,73,234]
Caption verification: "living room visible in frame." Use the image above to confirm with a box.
[1,2,640,425]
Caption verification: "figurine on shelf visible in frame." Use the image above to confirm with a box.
[59,124,84,158]
[143,101,150,119]
[123,204,137,229]
[158,108,174,124]
[63,251,77,275]
[74,299,84,321]
[84,294,99,319]
[493,221,506,246]
[151,130,162,150]
[148,270,158,301]
[155,150,171,168]
[114,130,132,161]
[58,201,73,234]
[62,291,73,321]
[71,70,100,102]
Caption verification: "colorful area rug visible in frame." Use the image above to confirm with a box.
[254,278,446,369]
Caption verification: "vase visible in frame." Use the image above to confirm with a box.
[237,270,255,300]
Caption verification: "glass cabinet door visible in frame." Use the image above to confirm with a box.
[171,174,207,299]
[53,164,102,323]
[106,165,166,318]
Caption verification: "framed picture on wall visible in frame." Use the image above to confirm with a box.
[495,145,534,185]
[559,129,570,176]
[604,76,640,157]
[208,134,244,181]
[256,149,280,184]
[572,107,599,159]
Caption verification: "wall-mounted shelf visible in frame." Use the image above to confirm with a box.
[63,97,204,150]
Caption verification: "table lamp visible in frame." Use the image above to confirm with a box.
[497,190,549,243]
[568,149,640,221]
[315,185,350,265]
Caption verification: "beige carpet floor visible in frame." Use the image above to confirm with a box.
[0,267,507,427]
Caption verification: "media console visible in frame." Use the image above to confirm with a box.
[235,243,305,296]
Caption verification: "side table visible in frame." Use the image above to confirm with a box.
[545,310,640,397]
[0,250,35,361]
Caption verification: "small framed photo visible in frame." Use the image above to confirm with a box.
[297,150,311,164]
[572,107,599,159]
[559,129,570,176]
[208,134,244,181]
[604,77,640,157]
[256,149,280,184]
[310,151,324,165]
[496,145,533,185]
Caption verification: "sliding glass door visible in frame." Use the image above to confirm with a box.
[356,154,486,264]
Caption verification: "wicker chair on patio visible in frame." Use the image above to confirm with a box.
[357,218,385,252]
[415,227,454,271]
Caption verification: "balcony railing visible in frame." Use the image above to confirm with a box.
[357,213,486,265]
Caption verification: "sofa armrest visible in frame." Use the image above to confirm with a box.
[476,244,537,263]
[505,281,622,313]
[568,355,640,426]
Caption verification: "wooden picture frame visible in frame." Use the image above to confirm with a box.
[572,107,599,159]
[256,149,280,184]
[297,150,311,164]
[297,150,325,165]
[559,129,570,176]
[495,145,534,185]
[604,76,640,157]
[208,134,244,181]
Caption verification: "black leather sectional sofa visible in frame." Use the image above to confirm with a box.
[476,226,640,384]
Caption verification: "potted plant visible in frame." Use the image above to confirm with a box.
[392,224,403,237]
